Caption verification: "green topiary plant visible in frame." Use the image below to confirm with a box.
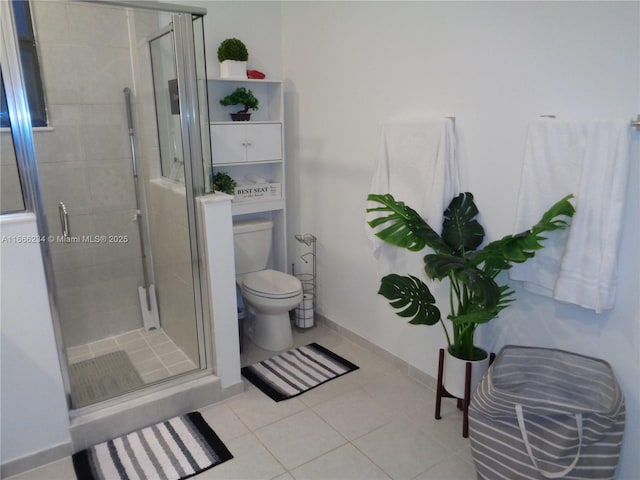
[367,192,575,361]
[217,38,248,62]
[212,171,236,195]
[220,87,259,114]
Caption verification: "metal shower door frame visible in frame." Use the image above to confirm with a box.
[171,12,214,373]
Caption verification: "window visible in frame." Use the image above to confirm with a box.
[0,0,47,128]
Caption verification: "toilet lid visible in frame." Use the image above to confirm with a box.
[242,269,302,298]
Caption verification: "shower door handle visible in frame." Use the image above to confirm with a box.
[58,201,71,240]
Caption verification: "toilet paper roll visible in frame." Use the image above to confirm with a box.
[295,293,314,329]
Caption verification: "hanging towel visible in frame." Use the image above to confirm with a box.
[367,119,460,273]
[509,118,631,313]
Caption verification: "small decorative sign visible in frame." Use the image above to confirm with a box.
[233,182,281,201]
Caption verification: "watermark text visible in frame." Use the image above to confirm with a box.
[1,235,129,244]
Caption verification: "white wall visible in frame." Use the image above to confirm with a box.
[281,2,639,478]
[0,214,70,466]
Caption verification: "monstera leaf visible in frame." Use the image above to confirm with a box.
[471,194,575,276]
[377,274,441,326]
[423,253,501,310]
[367,194,449,253]
[441,192,484,255]
[450,285,515,326]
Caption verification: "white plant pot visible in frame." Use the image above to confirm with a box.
[220,60,247,79]
[443,348,490,399]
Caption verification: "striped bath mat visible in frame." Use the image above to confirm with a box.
[72,412,232,480]
[241,343,359,401]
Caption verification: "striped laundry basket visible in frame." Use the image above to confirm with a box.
[469,345,625,480]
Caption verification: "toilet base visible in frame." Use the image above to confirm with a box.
[251,311,294,351]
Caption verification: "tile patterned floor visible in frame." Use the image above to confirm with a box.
[67,328,198,385]
[9,324,477,480]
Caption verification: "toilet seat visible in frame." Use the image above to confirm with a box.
[242,269,302,299]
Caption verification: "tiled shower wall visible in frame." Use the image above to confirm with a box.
[30,2,145,346]
[148,180,199,365]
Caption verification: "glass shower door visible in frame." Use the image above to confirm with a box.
[20,1,209,409]
[144,21,204,391]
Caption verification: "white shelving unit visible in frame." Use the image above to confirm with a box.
[207,78,287,272]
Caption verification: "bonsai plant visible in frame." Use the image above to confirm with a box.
[367,192,575,363]
[212,171,236,195]
[220,87,259,121]
[217,38,248,79]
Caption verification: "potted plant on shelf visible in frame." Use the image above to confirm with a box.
[212,171,236,195]
[219,87,259,121]
[367,191,574,397]
[217,38,248,79]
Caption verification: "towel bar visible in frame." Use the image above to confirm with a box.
[542,114,640,130]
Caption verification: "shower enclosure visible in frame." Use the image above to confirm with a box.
[2,0,213,410]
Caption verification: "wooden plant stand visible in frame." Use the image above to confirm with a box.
[434,348,495,438]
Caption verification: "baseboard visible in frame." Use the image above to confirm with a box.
[220,379,245,399]
[1,442,71,479]
[315,313,437,390]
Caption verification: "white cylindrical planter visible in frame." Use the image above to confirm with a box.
[219,60,247,79]
[443,348,490,399]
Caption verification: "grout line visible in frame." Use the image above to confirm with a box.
[69,328,197,387]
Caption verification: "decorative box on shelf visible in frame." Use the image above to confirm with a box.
[233,182,281,202]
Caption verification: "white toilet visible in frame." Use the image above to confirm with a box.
[233,219,303,351]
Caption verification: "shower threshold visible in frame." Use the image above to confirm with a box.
[68,368,223,452]
[66,327,230,453]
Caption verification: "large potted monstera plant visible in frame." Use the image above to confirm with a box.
[367,192,574,397]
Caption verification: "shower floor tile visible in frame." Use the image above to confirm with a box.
[67,328,198,387]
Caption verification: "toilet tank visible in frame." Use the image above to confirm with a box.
[232,219,273,275]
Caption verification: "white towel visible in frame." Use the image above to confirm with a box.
[367,119,460,273]
[509,118,631,313]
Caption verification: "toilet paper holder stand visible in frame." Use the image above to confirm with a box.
[293,233,317,328]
